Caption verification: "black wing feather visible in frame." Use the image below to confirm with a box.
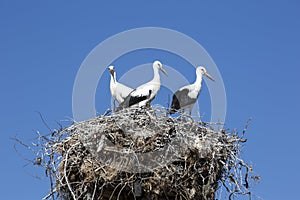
[128,95,148,107]
[170,88,197,114]
[116,89,151,111]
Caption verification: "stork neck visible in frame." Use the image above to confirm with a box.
[110,72,116,84]
[152,66,160,83]
[194,73,203,86]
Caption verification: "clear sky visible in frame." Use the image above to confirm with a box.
[1,1,300,199]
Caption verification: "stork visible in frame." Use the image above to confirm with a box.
[170,66,215,115]
[108,66,133,109]
[118,60,168,109]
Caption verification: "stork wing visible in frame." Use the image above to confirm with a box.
[116,88,152,110]
[170,88,196,114]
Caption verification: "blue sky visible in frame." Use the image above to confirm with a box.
[1,1,300,199]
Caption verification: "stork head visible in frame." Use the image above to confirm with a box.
[153,60,168,76]
[197,66,215,81]
[108,65,115,76]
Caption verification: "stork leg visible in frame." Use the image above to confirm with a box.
[180,109,185,121]
[186,105,195,121]
[146,101,150,108]
[113,100,116,112]
[188,105,194,116]
[188,107,192,116]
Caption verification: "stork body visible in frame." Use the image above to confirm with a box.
[170,66,215,115]
[108,66,133,105]
[118,61,168,109]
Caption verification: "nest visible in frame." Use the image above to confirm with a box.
[14,106,259,200]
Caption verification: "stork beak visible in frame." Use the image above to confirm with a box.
[160,67,168,77]
[108,68,114,76]
[204,72,215,82]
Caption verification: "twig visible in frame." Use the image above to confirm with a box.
[64,142,80,200]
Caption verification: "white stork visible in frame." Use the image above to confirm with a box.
[170,66,215,115]
[108,66,133,109]
[118,60,168,109]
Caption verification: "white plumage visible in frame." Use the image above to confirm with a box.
[118,60,168,109]
[170,66,215,115]
[108,66,133,104]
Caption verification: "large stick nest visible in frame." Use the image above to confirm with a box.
[15,106,259,200]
